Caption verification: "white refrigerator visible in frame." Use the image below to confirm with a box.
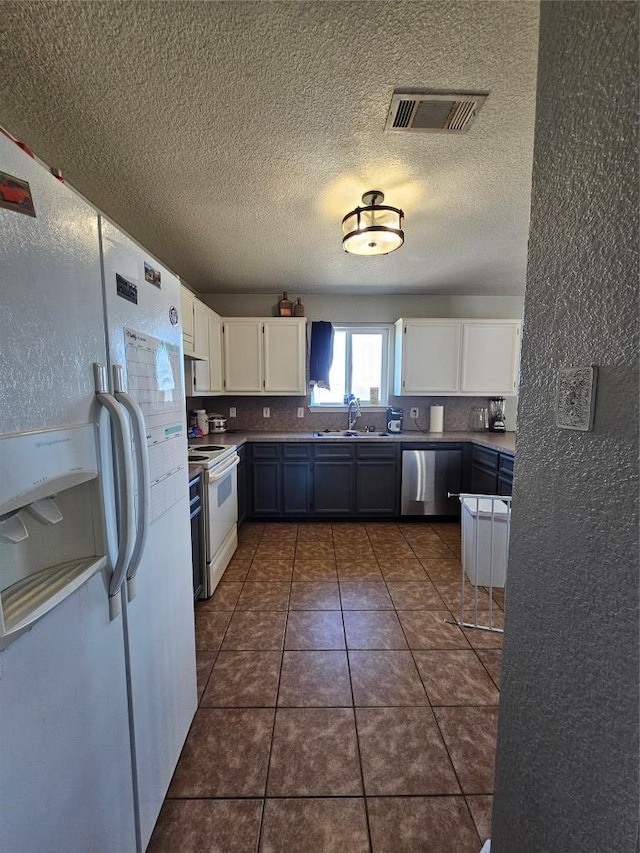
[0,134,197,852]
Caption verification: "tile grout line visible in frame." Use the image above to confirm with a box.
[165,790,496,799]
[195,532,256,699]
[339,581,374,853]
[394,525,484,833]
[190,521,495,847]
[398,525,498,821]
[254,525,297,853]
[360,525,464,835]
[363,522,486,846]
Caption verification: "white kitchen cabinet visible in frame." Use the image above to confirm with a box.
[180,286,195,352]
[460,321,520,395]
[222,317,306,395]
[180,286,209,360]
[263,319,306,393]
[192,299,210,361]
[222,319,263,392]
[186,310,223,396]
[394,317,520,396]
[206,313,223,392]
[394,319,462,394]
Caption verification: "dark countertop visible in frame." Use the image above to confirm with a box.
[190,430,516,455]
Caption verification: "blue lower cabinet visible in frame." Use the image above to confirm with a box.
[250,444,282,517]
[246,440,508,519]
[282,445,313,516]
[355,444,400,516]
[470,445,514,496]
[313,460,354,516]
[236,446,247,524]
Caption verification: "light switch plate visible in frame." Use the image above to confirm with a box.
[297,407,305,418]
[229,407,237,418]
[556,365,598,431]
[263,407,270,418]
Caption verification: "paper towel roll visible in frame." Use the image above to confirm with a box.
[429,405,444,433]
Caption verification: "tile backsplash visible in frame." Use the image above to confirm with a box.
[185,394,512,433]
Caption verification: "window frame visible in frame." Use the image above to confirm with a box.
[309,323,392,408]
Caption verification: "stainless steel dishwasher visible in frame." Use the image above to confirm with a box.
[401,448,462,515]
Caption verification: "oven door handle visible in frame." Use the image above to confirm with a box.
[205,453,240,482]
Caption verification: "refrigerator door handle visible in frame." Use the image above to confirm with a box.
[94,363,135,616]
[113,364,151,602]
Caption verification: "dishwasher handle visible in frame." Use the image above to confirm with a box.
[401,449,461,516]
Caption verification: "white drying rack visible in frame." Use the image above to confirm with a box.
[449,492,512,633]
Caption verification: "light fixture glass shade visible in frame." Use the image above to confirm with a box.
[342,192,404,255]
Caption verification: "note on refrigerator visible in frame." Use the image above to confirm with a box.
[124,328,185,521]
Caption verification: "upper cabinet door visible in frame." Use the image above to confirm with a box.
[397,320,462,394]
[460,322,520,395]
[187,310,223,395]
[207,313,223,393]
[223,319,263,392]
[180,287,195,353]
[263,319,306,394]
[191,300,210,361]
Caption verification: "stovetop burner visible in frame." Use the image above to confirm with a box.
[188,442,238,470]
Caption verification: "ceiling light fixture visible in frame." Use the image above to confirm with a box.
[342,190,404,256]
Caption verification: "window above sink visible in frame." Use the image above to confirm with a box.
[310,324,392,408]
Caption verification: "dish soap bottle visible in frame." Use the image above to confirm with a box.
[278,291,293,316]
[293,296,305,317]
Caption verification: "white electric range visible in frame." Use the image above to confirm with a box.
[188,443,240,597]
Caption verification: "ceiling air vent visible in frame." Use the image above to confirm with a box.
[385,92,488,134]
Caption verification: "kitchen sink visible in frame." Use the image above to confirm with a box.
[312,430,392,438]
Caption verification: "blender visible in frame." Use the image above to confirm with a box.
[488,397,506,432]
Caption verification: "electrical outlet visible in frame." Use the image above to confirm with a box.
[263,407,270,418]
[410,407,419,419]
[229,407,237,418]
[297,407,305,418]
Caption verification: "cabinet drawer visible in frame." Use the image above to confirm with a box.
[498,453,514,476]
[188,474,201,503]
[356,443,399,461]
[313,443,355,460]
[497,473,513,496]
[472,445,499,471]
[251,443,281,460]
[283,443,312,459]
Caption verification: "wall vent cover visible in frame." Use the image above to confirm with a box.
[385,91,488,133]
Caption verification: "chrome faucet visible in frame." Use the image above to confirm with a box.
[347,395,361,431]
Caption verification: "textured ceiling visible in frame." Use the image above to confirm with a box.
[0,1,539,295]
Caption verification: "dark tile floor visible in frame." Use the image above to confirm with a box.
[149,521,503,853]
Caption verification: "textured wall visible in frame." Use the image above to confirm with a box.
[492,4,639,852]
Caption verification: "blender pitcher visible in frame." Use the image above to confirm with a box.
[488,397,506,432]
